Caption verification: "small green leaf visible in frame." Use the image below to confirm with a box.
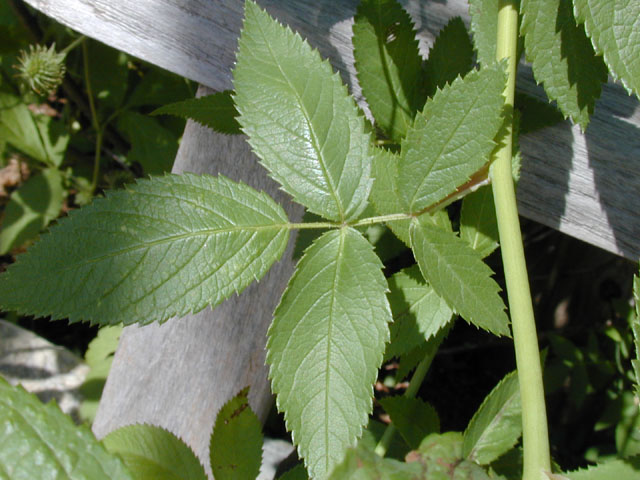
[210,387,263,480]
[152,91,241,135]
[632,274,640,398]
[267,228,392,479]
[468,0,500,66]
[398,64,506,213]
[379,396,440,449]
[117,111,178,174]
[0,173,290,325]
[0,377,133,479]
[463,370,522,465]
[0,168,64,254]
[409,432,494,479]
[234,0,372,222]
[370,147,411,245]
[460,186,499,259]
[102,424,206,480]
[410,215,510,337]
[563,456,640,480]
[328,446,422,479]
[79,325,123,423]
[352,0,426,142]
[424,17,474,96]
[573,0,640,98]
[520,0,608,129]
[386,264,454,358]
[0,89,69,166]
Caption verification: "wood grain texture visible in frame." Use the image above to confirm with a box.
[22,0,640,260]
[91,86,304,477]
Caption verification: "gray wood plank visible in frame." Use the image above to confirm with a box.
[22,0,640,260]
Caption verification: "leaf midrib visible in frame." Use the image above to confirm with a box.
[324,228,346,473]
[59,223,288,271]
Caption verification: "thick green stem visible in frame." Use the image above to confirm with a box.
[492,2,551,479]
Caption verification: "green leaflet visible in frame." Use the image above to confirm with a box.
[0,377,133,479]
[352,0,426,142]
[424,17,474,97]
[398,64,506,213]
[328,446,422,479]
[0,173,290,325]
[410,215,510,337]
[0,168,65,254]
[410,432,495,479]
[210,387,263,480]
[462,370,522,465]
[386,264,454,358]
[0,89,69,167]
[573,0,640,98]
[370,147,411,245]
[79,325,123,423]
[102,424,207,480]
[234,0,372,223]
[469,0,500,66]
[460,185,499,259]
[151,91,242,135]
[520,0,608,129]
[379,396,440,449]
[563,456,640,480]
[267,228,391,479]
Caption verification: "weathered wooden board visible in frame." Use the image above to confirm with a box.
[22,0,640,260]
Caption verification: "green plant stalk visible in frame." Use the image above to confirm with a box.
[492,2,551,479]
[82,39,102,194]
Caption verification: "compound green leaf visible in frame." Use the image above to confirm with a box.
[210,387,263,480]
[379,396,440,449]
[234,0,372,222]
[0,168,64,254]
[352,0,426,142]
[152,91,241,135]
[573,0,640,98]
[370,147,411,245]
[0,173,290,326]
[410,215,510,337]
[398,64,506,213]
[460,185,499,259]
[386,264,454,358]
[0,377,133,479]
[424,17,474,96]
[469,0,500,66]
[462,370,522,465]
[563,456,640,480]
[102,424,206,480]
[267,228,391,479]
[520,0,608,129]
